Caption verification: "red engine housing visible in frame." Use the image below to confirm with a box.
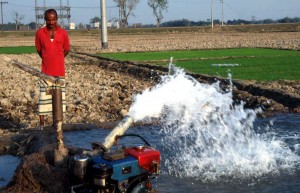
[125,146,160,172]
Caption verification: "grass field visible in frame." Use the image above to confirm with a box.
[0,46,36,54]
[1,46,299,81]
[98,48,300,81]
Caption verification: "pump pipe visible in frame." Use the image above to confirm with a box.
[51,85,68,167]
[2,56,64,86]
[2,56,68,166]
[102,115,134,150]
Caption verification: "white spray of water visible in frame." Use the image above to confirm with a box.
[128,65,300,182]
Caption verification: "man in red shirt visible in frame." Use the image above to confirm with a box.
[35,9,70,129]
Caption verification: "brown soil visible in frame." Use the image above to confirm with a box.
[0,28,300,193]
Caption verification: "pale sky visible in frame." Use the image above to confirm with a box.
[2,0,300,25]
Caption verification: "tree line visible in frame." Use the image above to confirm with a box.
[159,17,300,27]
[2,16,299,31]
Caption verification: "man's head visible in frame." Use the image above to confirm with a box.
[44,9,58,29]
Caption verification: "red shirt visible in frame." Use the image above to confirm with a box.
[35,25,70,76]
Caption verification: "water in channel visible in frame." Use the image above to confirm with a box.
[0,155,20,188]
[65,67,300,192]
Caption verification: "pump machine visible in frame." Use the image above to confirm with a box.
[70,133,160,193]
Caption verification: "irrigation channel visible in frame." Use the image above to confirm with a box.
[64,67,300,193]
[1,57,300,192]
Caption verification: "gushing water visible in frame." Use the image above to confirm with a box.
[128,65,300,182]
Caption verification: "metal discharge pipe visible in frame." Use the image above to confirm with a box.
[51,87,68,166]
[103,115,134,150]
[51,88,63,122]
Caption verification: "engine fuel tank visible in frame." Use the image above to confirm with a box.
[125,147,160,171]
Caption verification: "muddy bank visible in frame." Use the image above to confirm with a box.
[2,129,70,193]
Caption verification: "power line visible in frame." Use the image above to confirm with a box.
[4,2,32,8]
[72,5,118,9]
[5,2,117,9]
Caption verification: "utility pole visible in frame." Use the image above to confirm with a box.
[60,0,64,28]
[0,1,8,35]
[211,0,214,30]
[100,0,108,49]
[221,0,224,26]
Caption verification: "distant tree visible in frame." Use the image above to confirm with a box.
[197,20,210,26]
[2,22,15,30]
[113,0,140,28]
[90,17,101,24]
[227,19,251,25]
[77,23,85,30]
[213,19,221,25]
[158,16,300,27]
[161,19,191,27]
[147,0,168,27]
[28,22,36,30]
[277,17,300,23]
[293,17,300,22]
[251,15,256,24]
[86,24,91,29]
[11,11,25,31]
[262,19,274,24]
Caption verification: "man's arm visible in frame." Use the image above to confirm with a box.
[63,30,70,58]
[37,50,42,58]
[64,50,69,57]
[35,31,43,59]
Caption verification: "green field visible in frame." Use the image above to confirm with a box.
[97,48,300,81]
[0,46,36,54]
[1,46,299,81]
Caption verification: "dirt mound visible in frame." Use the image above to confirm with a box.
[3,130,71,193]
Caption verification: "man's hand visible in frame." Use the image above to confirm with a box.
[64,50,69,57]
[37,50,42,58]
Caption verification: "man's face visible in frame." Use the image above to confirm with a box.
[45,12,58,29]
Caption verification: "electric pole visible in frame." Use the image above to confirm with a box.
[100,0,108,49]
[211,0,214,30]
[1,1,8,35]
[221,0,224,26]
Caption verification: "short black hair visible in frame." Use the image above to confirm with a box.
[44,9,58,18]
